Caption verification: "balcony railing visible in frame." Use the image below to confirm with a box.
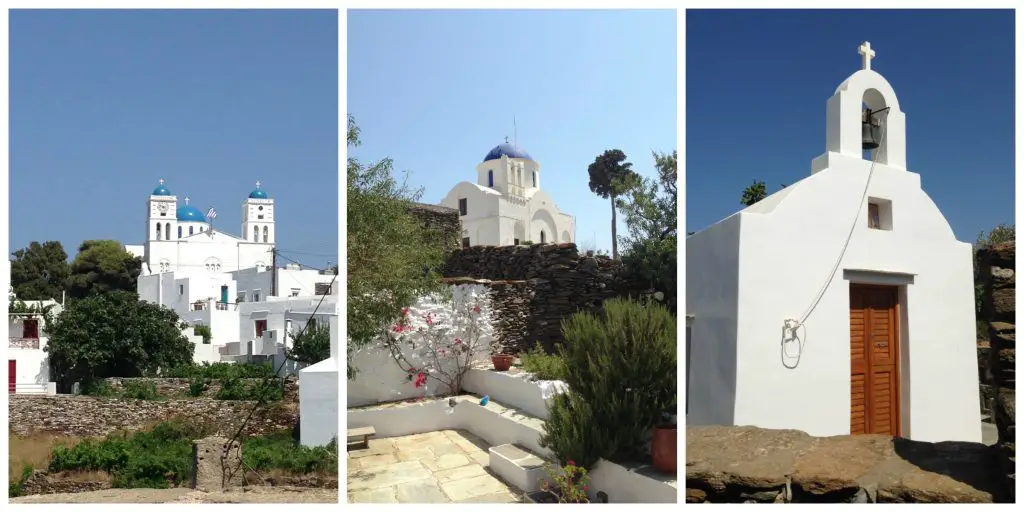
[9,337,40,349]
[190,300,237,312]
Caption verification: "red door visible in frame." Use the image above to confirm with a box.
[8,360,16,394]
[255,320,268,338]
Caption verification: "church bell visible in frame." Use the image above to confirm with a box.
[861,108,881,150]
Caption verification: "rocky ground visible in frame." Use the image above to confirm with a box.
[10,487,338,504]
[686,425,1010,503]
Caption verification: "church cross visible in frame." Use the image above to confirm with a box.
[159,178,165,185]
[184,196,190,205]
[504,136,509,144]
[858,41,875,71]
[255,180,261,188]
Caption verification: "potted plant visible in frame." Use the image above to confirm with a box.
[651,405,677,474]
[525,460,591,503]
[490,339,514,371]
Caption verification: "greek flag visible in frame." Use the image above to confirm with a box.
[206,207,217,221]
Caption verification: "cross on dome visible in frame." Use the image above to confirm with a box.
[859,41,876,71]
[184,196,190,205]
[159,178,165,185]
[504,136,509,143]
[255,180,261,189]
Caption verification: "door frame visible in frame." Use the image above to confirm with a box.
[849,282,903,437]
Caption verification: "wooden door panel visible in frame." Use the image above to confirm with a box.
[850,284,900,436]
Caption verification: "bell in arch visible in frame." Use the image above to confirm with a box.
[861,108,882,150]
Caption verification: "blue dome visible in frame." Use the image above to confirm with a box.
[176,205,207,222]
[249,189,268,199]
[483,143,533,162]
[152,180,172,196]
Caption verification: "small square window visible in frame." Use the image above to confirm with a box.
[867,198,893,231]
[462,237,471,248]
[178,285,184,296]
[458,198,468,216]
[868,203,880,229]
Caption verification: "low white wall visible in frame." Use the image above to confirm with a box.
[10,346,50,388]
[462,369,566,420]
[348,284,495,407]
[299,358,338,447]
[587,459,677,504]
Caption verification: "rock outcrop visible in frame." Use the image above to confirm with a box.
[686,425,1010,503]
[976,241,1015,501]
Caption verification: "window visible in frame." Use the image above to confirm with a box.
[156,223,162,239]
[867,198,893,231]
[540,231,546,243]
[488,170,494,187]
[255,320,268,338]
[253,226,259,241]
[189,226,194,236]
[236,291,246,303]
[178,285,184,296]
[314,283,332,295]
[178,226,183,238]
[462,237,471,248]
[514,238,520,246]
[263,226,269,243]
[532,171,537,187]
[165,223,171,240]
[458,198,468,216]
[253,289,262,302]
[290,288,300,297]
[23,319,40,339]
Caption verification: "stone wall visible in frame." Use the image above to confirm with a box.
[441,243,651,352]
[441,277,534,354]
[102,376,299,402]
[686,425,1010,503]
[408,202,461,254]
[976,241,1015,501]
[9,395,298,439]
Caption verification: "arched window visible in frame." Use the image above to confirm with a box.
[253,226,259,242]
[540,231,546,243]
[262,226,269,243]
[488,170,494,188]
[177,226,182,238]
[532,171,537,187]
[165,223,170,240]
[189,226,194,236]
[156,223,162,239]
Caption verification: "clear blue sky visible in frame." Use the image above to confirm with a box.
[9,9,339,269]
[348,9,677,253]
[686,9,1015,242]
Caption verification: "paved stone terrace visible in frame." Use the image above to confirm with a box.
[347,429,523,503]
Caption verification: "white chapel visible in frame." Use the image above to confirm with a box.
[686,42,980,443]
[440,140,575,247]
[126,179,276,276]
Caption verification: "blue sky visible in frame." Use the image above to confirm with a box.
[686,9,1015,242]
[348,9,677,253]
[9,9,339,269]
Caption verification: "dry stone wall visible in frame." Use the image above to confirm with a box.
[9,395,298,439]
[441,243,650,352]
[102,377,298,401]
[976,241,1015,501]
[686,425,1010,503]
[408,202,461,254]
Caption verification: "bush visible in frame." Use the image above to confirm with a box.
[520,346,568,381]
[539,298,676,469]
[214,377,283,401]
[121,380,161,400]
[80,379,115,397]
[162,362,276,380]
[243,434,338,474]
[187,377,209,397]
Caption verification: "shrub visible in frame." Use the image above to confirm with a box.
[162,362,276,380]
[80,379,115,397]
[192,324,213,344]
[520,346,568,381]
[187,377,209,397]
[214,377,283,401]
[539,298,676,468]
[243,434,338,474]
[120,380,160,400]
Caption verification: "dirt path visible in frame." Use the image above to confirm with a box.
[10,487,338,504]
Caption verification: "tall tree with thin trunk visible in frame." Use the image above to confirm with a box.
[587,149,637,259]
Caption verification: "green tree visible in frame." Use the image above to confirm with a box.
[45,291,194,390]
[66,240,143,299]
[347,115,443,378]
[287,322,331,365]
[741,180,789,207]
[10,241,70,301]
[587,149,638,260]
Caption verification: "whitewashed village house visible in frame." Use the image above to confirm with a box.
[440,140,576,247]
[686,42,980,443]
[7,276,61,395]
[298,282,340,447]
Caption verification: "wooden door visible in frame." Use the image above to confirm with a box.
[850,284,901,436]
[9,360,16,394]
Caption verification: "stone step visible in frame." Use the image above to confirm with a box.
[488,443,549,493]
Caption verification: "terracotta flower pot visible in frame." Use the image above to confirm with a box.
[491,354,514,371]
[652,424,677,474]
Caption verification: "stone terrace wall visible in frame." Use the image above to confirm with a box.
[102,377,299,402]
[9,396,298,439]
[441,277,535,354]
[408,202,461,254]
[687,425,1010,503]
[441,243,649,352]
[977,241,1015,501]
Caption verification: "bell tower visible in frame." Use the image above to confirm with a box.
[813,41,907,173]
[242,181,275,245]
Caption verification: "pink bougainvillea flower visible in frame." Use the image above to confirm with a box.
[567,460,576,466]
[453,337,462,345]
[473,304,481,313]
[402,307,409,316]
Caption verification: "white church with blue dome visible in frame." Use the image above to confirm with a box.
[125,178,276,277]
[440,140,575,247]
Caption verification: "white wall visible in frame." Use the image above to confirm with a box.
[462,369,566,420]
[685,215,741,426]
[299,311,339,447]
[348,284,494,407]
[729,156,978,443]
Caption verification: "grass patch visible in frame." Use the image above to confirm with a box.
[520,346,568,381]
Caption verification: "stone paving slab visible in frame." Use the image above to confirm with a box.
[347,429,521,504]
